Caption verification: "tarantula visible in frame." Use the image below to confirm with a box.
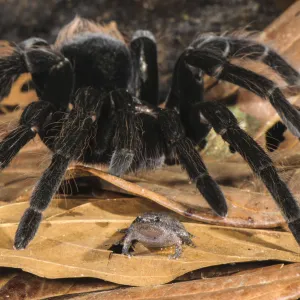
[1,16,300,250]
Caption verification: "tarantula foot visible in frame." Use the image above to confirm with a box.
[14,208,42,250]
[196,177,228,217]
[288,219,300,245]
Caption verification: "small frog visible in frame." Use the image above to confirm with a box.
[118,212,195,259]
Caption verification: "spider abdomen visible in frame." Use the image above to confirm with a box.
[60,33,132,91]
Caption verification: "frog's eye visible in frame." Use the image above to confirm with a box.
[135,216,143,223]
[154,216,160,222]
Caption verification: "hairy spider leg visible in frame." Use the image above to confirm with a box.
[0,37,49,99]
[0,38,73,108]
[266,121,288,152]
[14,154,70,249]
[196,101,300,244]
[0,101,54,169]
[130,30,159,106]
[14,88,103,249]
[0,42,27,99]
[166,40,300,242]
[182,36,300,153]
[0,39,74,170]
[166,55,211,146]
[182,42,300,138]
[190,36,300,85]
[158,109,228,217]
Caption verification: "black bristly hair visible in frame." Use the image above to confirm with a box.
[0,41,27,99]
[0,16,300,249]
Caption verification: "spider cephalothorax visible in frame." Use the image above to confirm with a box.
[0,16,300,250]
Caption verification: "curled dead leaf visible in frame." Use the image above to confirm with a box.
[0,269,118,300]
[68,263,300,299]
[67,165,291,229]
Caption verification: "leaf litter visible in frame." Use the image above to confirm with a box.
[1,151,300,286]
[65,263,300,300]
[1,2,300,297]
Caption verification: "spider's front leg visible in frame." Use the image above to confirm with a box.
[189,35,300,86]
[165,54,211,147]
[158,109,228,217]
[14,88,103,249]
[130,30,159,106]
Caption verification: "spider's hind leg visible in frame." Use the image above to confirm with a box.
[190,35,300,85]
[197,101,300,244]
[182,36,300,138]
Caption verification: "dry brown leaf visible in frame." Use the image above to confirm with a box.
[0,192,300,286]
[0,268,19,289]
[0,269,118,300]
[0,139,51,205]
[67,165,294,229]
[175,261,278,282]
[68,263,300,300]
[0,73,37,108]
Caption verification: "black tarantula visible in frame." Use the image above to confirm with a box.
[1,16,300,250]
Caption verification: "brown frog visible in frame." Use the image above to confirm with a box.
[119,212,195,259]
